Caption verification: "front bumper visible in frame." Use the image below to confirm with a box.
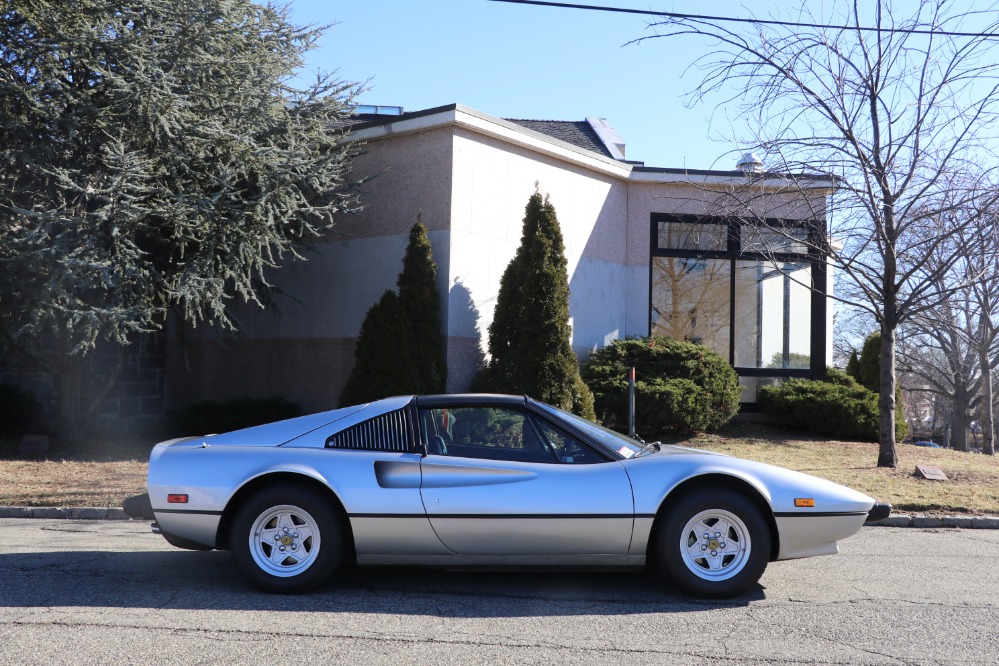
[867,501,892,522]
[123,493,155,520]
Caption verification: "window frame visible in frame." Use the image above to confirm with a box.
[417,400,611,465]
[649,213,828,408]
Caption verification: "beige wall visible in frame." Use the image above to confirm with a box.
[163,112,833,412]
[164,127,457,411]
[337,126,455,238]
[447,127,634,365]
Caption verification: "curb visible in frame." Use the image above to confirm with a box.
[0,506,132,521]
[865,514,999,529]
[1,506,998,529]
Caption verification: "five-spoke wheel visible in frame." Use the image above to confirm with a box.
[655,488,770,598]
[230,484,342,593]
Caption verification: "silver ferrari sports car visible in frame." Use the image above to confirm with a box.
[124,394,890,598]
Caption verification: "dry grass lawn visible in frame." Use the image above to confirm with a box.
[2,425,998,515]
[0,437,149,508]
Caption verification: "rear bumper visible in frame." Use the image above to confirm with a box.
[867,501,892,523]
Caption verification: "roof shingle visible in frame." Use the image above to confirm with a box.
[504,119,613,159]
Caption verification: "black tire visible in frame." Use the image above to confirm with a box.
[229,484,343,593]
[654,487,771,598]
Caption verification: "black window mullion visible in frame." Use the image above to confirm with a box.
[729,258,736,366]
[650,212,828,387]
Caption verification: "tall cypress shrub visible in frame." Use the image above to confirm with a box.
[842,332,908,441]
[397,218,446,393]
[338,218,445,406]
[854,333,882,392]
[338,291,418,406]
[475,191,595,418]
[845,349,861,382]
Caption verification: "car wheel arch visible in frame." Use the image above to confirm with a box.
[215,472,354,561]
[649,473,780,562]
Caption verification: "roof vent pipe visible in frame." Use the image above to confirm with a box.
[736,152,764,174]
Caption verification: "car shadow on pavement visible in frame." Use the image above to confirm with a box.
[1,550,765,615]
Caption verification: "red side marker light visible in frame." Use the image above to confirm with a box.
[167,494,189,504]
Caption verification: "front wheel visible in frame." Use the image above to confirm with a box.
[654,487,771,598]
[229,484,343,593]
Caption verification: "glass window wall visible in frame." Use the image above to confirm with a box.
[650,257,730,360]
[733,261,811,370]
[650,213,826,405]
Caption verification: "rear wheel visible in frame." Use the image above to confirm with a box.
[655,487,771,598]
[229,484,343,593]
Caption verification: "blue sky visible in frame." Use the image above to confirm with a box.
[286,1,737,170]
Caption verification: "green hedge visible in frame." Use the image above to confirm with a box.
[758,371,907,442]
[167,395,300,436]
[582,336,741,437]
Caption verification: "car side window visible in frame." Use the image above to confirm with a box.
[420,406,559,464]
[531,417,605,464]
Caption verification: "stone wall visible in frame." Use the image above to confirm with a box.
[0,331,166,439]
[89,332,167,437]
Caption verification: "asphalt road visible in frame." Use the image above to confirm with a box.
[1,519,997,665]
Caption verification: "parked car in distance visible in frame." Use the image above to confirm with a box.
[911,440,943,448]
[124,394,891,598]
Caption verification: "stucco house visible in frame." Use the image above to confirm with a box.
[165,103,836,416]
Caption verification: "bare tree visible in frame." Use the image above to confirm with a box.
[898,295,981,452]
[641,0,999,466]
[960,218,999,455]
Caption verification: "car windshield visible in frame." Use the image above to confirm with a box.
[534,403,646,460]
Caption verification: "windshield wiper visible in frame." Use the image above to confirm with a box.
[636,441,661,457]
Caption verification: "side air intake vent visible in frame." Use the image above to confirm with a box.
[325,409,411,452]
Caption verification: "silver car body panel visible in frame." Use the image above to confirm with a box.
[145,395,879,566]
[419,455,634,555]
[622,448,875,559]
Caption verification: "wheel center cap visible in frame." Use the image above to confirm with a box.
[708,538,720,549]
[280,535,294,546]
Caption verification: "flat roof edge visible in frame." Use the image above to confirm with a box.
[344,104,838,189]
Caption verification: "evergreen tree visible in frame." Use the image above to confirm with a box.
[339,218,445,405]
[0,0,361,431]
[845,349,862,383]
[338,291,418,407]
[854,333,909,441]
[397,218,446,393]
[856,334,882,393]
[476,191,595,418]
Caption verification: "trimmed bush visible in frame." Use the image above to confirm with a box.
[396,218,446,393]
[844,332,908,441]
[582,336,741,436]
[825,367,859,387]
[0,382,38,432]
[338,290,418,407]
[758,369,907,442]
[474,190,595,418]
[168,395,300,435]
[759,379,879,441]
[339,219,444,406]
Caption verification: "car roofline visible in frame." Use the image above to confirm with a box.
[415,394,528,408]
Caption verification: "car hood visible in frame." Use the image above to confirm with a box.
[655,444,728,457]
[627,443,876,511]
[197,405,367,447]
